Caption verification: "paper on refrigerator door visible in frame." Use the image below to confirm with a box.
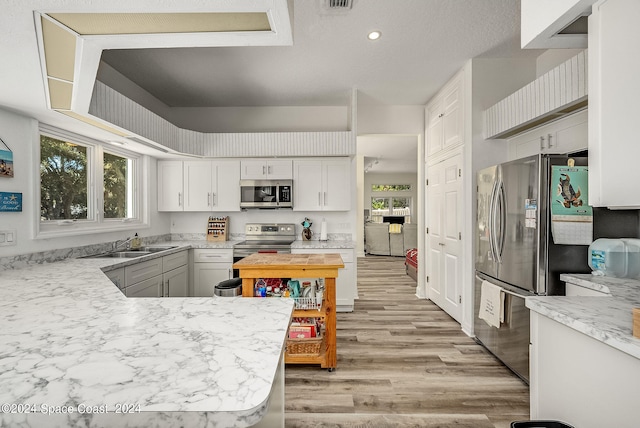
[550,165,592,245]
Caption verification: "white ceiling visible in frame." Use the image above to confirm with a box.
[0,0,539,166]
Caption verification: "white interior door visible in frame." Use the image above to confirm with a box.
[426,153,463,322]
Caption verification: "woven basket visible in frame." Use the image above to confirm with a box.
[286,337,324,355]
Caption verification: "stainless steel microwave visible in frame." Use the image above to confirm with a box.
[239,180,293,209]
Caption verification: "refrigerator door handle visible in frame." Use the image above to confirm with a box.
[495,180,507,263]
[489,180,500,263]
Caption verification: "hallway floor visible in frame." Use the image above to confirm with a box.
[284,255,529,428]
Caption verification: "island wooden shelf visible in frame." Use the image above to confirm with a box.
[233,253,344,370]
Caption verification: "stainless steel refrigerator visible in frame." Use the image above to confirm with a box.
[474,154,590,383]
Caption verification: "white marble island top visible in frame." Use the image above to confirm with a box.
[0,255,293,427]
[526,273,640,360]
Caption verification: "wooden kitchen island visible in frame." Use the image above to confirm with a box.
[234,252,344,370]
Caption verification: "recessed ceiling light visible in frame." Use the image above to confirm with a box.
[367,31,381,41]
[107,140,125,146]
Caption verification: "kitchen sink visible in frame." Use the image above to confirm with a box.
[81,245,179,259]
[136,245,179,253]
[84,251,152,259]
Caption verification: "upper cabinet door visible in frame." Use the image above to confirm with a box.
[158,161,184,212]
[212,160,241,211]
[426,96,444,158]
[589,0,640,208]
[240,159,292,180]
[183,161,212,212]
[293,160,323,211]
[265,160,293,180]
[426,70,464,164]
[322,159,351,211]
[293,158,351,211]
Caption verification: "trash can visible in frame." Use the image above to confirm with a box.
[214,278,242,297]
[511,421,574,428]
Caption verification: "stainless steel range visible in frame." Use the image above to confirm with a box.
[233,223,296,276]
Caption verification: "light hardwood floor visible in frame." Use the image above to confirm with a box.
[285,255,529,428]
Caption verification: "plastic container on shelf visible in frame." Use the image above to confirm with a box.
[588,238,628,277]
[621,238,640,279]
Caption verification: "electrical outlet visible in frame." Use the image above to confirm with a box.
[0,230,17,246]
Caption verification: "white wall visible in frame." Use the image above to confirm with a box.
[536,48,586,77]
[357,104,424,135]
[0,107,170,258]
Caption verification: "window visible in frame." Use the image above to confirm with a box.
[369,183,412,223]
[37,126,145,236]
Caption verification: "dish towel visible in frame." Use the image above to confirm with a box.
[479,280,505,328]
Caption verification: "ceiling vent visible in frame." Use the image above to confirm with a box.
[327,0,353,10]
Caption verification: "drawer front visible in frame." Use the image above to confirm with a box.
[125,258,163,286]
[125,275,163,298]
[192,249,233,263]
[163,250,188,272]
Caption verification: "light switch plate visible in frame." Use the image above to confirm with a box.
[0,230,17,246]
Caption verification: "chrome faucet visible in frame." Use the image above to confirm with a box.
[112,237,132,251]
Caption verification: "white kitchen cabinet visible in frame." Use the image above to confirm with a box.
[104,267,125,290]
[157,161,184,211]
[191,249,233,297]
[426,71,463,163]
[507,109,587,160]
[163,264,189,297]
[291,247,356,312]
[124,258,163,287]
[123,251,188,297]
[293,158,351,211]
[240,159,292,180]
[530,311,640,427]
[588,0,640,208]
[183,160,240,212]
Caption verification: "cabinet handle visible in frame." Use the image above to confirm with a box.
[263,165,266,175]
[178,192,182,207]
[324,192,327,206]
[268,165,272,174]
[439,242,445,246]
[540,136,545,150]
[438,113,444,118]
[318,192,322,206]
[228,269,232,279]
[547,134,553,148]
[207,192,211,206]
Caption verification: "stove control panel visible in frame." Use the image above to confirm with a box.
[245,223,296,237]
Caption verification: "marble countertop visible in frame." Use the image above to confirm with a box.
[0,247,294,427]
[290,240,355,250]
[526,273,640,360]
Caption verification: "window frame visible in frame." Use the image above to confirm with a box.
[35,124,148,238]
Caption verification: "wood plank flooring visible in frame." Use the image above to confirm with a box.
[285,255,529,428]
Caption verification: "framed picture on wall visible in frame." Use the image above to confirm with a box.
[0,137,13,178]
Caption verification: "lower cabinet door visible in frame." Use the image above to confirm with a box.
[125,275,163,297]
[193,263,231,297]
[165,265,189,297]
